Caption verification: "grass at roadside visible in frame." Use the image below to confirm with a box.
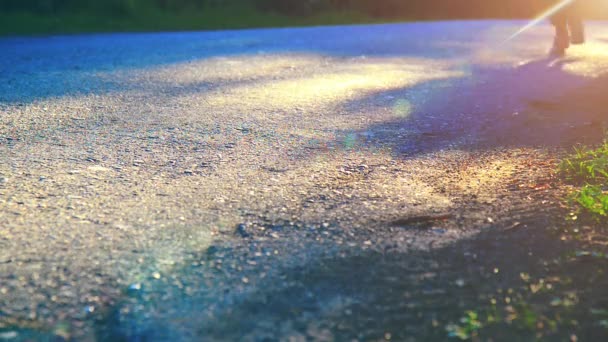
[559,140,608,219]
[443,146,608,341]
[443,142,608,341]
[0,6,380,36]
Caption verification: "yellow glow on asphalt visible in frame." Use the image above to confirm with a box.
[138,55,325,85]
[561,41,608,77]
[205,59,462,111]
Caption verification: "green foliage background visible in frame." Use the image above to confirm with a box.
[0,0,606,35]
[0,0,549,16]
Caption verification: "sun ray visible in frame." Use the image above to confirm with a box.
[504,0,575,43]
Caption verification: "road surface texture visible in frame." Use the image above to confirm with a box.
[2,21,608,341]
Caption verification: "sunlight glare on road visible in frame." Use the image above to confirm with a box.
[200,56,463,129]
[561,39,608,77]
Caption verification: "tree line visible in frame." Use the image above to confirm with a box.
[0,0,597,18]
[0,0,215,14]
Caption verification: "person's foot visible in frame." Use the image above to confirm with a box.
[569,20,585,45]
[550,38,568,57]
[550,30,570,57]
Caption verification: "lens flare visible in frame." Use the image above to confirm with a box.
[504,0,575,43]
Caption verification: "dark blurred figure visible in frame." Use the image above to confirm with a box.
[550,0,585,56]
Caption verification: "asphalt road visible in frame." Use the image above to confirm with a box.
[1,21,608,341]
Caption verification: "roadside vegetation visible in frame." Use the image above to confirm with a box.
[0,3,378,36]
[444,141,608,341]
[559,140,608,219]
[2,0,606,36]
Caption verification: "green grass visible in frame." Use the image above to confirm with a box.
[0,6,381,36]
[446,310,483,340]
[559,143,608,184]
[574,185,608,217]
[559,140,608,219]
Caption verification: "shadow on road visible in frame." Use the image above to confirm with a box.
[95,196,608,341]
[332,55,608,162]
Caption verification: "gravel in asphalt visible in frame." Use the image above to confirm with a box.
[1,21,608,340]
